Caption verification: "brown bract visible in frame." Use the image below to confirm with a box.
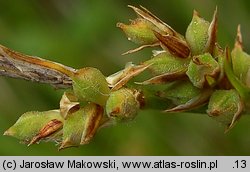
[106,63,151,91]
[0,44,75,88]
[80,104,104,145]
[154,31,190,58]
[28,119,63,146]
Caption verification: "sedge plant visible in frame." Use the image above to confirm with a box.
[1,6,249,150]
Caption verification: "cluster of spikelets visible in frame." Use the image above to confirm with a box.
[4,6,250,149]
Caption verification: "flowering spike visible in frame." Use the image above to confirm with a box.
[3,6,250,149]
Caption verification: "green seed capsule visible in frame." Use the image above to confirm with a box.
[117,5,187,55]
[60,108,85,149]
[60,103,103,149]
[71,67,110,106]
[186,53,220,88]
[231,26,250,88]
[106,88,140,122]
[117,18,159,45]
[144,51,189,76]
[231,48,250,86]
[224,43,250,110]
[161,80,201,105]
[4,110,64,144]
[207,89,243,131]
[186,11,210,55]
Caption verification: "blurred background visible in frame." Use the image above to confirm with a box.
[0,0,250,155]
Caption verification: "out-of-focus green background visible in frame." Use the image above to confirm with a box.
[0,0,250,155]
